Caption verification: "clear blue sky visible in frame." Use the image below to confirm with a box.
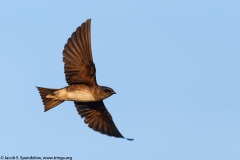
[0,1,240,159]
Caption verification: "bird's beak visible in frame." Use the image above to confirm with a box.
[112,91,116,94]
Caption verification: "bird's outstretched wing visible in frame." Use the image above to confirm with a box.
[75,101,133,140]
[63,19,97,86]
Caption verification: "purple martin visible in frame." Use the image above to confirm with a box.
[37,19,133,141]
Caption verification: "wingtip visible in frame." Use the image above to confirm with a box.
[86,18,91,23]
[125,138,134,141]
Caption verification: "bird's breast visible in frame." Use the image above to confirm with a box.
[66,89,96,102]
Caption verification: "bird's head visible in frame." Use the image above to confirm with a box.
[100,86,116,99]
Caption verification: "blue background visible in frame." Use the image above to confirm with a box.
[0,1,240,159]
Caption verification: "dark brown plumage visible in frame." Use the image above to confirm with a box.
[75,101,132,140]
[37,19,133,141]
[63,19,96,86]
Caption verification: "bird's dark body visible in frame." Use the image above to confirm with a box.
[36,19,133,141]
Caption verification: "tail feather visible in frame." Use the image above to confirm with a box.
[36,87,64,112]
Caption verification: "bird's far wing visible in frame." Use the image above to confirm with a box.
[63,19,97,86]
[75,101,133,140]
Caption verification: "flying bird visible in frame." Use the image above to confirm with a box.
[37,19,133,141]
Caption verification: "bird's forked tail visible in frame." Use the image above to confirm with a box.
[36,87,64,112]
